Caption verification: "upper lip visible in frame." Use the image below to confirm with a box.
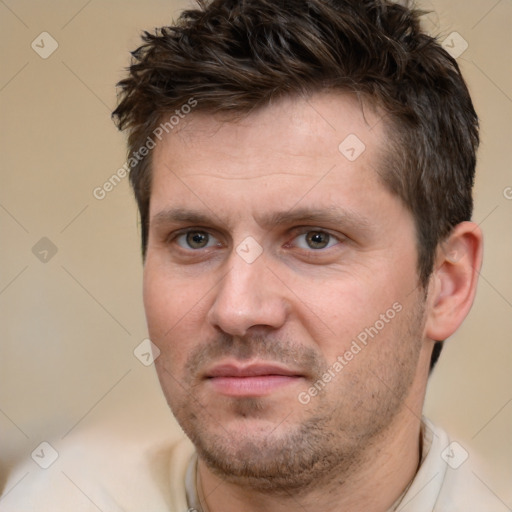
[205,362,303,378]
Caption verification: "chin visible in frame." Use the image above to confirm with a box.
[184,406,360,493]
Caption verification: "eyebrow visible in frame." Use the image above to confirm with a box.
[151,208,215,228]
[151,206,372,234]
[257,207,372,232]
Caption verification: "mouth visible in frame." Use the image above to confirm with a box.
[204,361,304,397]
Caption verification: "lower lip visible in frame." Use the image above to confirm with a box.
[208,375,301,397]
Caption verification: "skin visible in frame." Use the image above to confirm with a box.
[143,92,483,511]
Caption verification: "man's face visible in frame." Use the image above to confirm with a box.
[144,93,431,490]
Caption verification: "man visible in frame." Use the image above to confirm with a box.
[111,0,490,510]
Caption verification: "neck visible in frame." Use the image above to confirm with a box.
[197,409,423,512]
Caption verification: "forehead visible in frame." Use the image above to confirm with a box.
[149,91,391,218]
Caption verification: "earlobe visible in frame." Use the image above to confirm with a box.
[425,222,483,341]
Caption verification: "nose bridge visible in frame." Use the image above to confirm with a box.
[225,255,263,306]
[208,248,287,336]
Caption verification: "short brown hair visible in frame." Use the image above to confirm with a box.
[113,0,479,368]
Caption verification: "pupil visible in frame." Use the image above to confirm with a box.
[188,231,208,248]
[308,231,328,249]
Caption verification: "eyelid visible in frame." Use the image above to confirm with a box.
[166,226,345,252]
[169,227,222,249]
[287,227,345,247]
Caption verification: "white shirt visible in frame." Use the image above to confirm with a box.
[0,418,508,511]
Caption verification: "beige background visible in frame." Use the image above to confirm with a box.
[1,0,511,505]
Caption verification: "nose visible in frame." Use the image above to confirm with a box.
[207,250,289,337]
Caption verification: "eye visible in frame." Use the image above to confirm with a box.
[175,230,219,250]
[293,230,339,250]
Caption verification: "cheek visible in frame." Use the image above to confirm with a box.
[294,272,420,388]
[143,262,198,344]
[143,264,170,338]
[143,276,190,388]
[291,274,401,352]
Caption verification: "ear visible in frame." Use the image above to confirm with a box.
[425,221,483,341]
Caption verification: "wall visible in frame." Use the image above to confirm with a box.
[1,0,510,504]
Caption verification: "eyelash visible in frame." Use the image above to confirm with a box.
[287,228,341,251]
[171,228,343,252]
[174,230,221,250]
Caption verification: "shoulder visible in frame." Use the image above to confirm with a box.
[0,426,191,512]
[399,418,510,512]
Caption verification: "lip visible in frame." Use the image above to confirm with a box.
[206,363,302,378]
[205,362,303,397]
